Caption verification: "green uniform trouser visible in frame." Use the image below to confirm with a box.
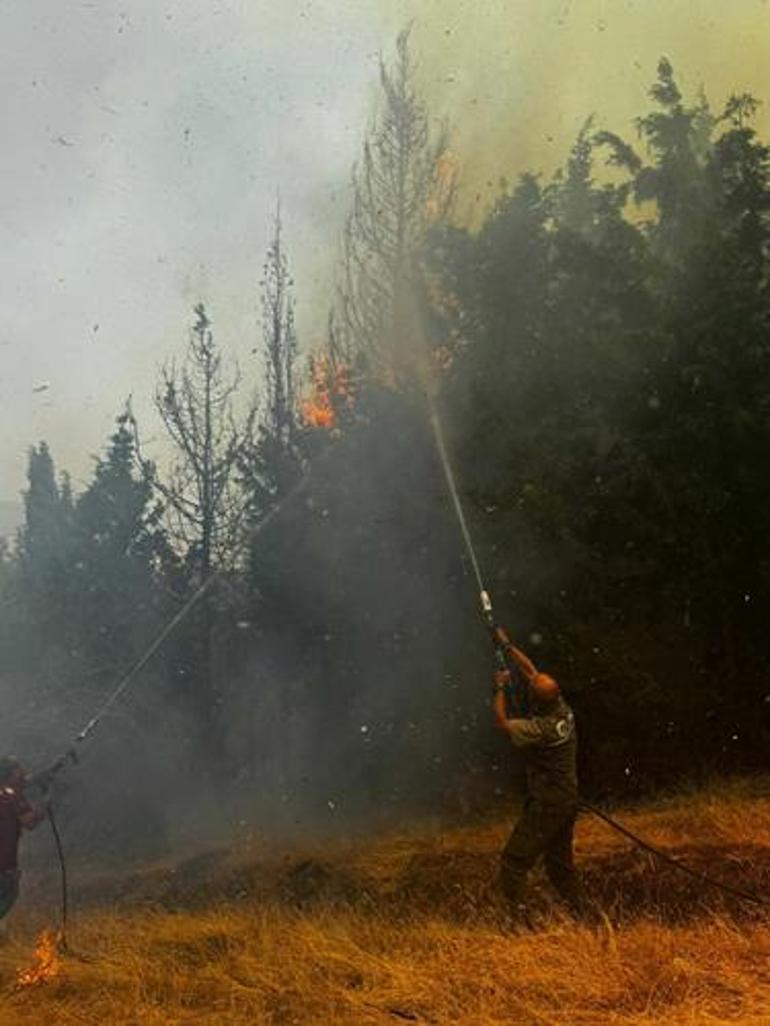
[0,870,19,921]
[500,799,585,914]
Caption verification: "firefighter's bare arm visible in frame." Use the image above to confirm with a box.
[507,644,539,682]
[492,669,546,746]
[492,669,513,730]
[492,627,538,681]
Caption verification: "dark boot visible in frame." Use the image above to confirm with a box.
[543,817,602,924]
[500,801,549,915]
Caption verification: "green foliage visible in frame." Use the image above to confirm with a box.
[66,411,171,683]
[430,60,770,789]
[3,54,770,810]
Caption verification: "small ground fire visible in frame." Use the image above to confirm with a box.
[15,930,61,988]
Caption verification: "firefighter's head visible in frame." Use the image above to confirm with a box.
[0,757,25,789]
[530,672,560,705]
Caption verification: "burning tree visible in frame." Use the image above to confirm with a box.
[334,28,456,377]
[299,354,354,432]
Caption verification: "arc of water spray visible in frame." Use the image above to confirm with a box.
[34,466,315,783]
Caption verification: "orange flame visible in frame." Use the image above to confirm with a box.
[300,355,354,431]
[425,150,459,224]
[16,929,61,987]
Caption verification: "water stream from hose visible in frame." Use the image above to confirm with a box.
[425,399,487,597]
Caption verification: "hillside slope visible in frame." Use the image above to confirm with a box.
[1,779,769,1025]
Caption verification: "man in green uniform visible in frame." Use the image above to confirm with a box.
[492,638,587,921]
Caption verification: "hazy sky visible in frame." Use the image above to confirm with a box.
[3,0,769,505]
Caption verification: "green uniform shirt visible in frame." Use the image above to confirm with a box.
[506,696,579,808]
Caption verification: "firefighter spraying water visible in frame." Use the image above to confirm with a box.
[489,627,589,923]
[0,758,46,924]
[425,392,588,919]
[427,388,769,920]
[10,292,766,958]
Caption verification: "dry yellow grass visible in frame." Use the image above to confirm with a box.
[0,779,768,1026]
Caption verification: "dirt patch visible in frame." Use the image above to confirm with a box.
[278,858,369,908]
[70,836,770,928]
[98,850,258,910]
[388,851,500,921]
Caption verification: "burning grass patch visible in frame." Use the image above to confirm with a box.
[2,903,769,1025]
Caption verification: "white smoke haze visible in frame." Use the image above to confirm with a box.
[2,0,769,878]
[4,1,769,505]
[0,0,389,501]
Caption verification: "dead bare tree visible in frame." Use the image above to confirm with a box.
[150,303,257,759]
[154,304,257,575]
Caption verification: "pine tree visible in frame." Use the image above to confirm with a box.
[336,28,455,376]
[241,205,303,515]
[20,442,71,587]
[70,410,169,687]
[262,204,298,451]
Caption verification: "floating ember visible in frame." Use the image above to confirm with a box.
[300,355,354,431]
[16,929,61,988]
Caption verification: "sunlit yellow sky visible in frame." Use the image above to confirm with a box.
[1,0,768,512]
[403,0,770,220]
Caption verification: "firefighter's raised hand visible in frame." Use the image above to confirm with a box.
[493,625,513,650]
[493,668,512,691]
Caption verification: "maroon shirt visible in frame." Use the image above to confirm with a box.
[0,787,31,871]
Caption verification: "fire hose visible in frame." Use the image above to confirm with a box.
[426,390,769,911]
[31,463,316,789]
[46,806,69,950]
[22,384,770,935]
[582,800,769,908]
[480,587,769,910]
[22,461,319,948]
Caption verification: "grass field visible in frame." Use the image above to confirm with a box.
[0,778,768,1025]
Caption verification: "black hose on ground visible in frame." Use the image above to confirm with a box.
[582,800,769,908]
[46,805,68,951]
